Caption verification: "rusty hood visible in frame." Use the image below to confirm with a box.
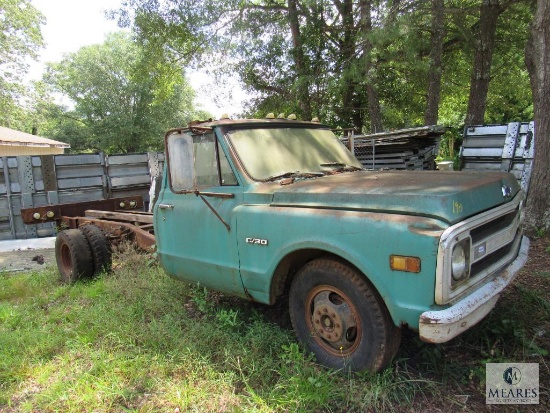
[269,170,521,224]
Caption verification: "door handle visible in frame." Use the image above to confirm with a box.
[158,204,174,210]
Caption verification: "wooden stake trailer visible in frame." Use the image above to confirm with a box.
[21,196,154,282]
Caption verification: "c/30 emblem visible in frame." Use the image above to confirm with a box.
[245,237,268,246]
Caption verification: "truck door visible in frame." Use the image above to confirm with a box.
[154,129,246,297]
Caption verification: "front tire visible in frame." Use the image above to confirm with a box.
[55,229,94,283]
[289,258,401,372]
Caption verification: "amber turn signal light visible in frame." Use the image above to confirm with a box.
[390,255,421,273]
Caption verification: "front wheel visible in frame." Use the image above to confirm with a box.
[289,258,401,372]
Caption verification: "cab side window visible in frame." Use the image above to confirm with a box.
[167,131,238,192]
[194,133,218,186]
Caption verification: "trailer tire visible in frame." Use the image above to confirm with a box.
[55,229,94,283]
[80,224,112,275]
[289,258,401,372]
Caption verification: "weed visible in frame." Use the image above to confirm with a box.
[56,222,69,232]
[216,308,241,328]
[190,283,211,313]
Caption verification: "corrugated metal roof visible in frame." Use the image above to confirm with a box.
[0,126,70,149]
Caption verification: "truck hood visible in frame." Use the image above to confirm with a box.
[270,170,520,224]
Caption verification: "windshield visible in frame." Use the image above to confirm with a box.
[226,127,363,181]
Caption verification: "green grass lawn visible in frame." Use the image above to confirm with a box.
[1,244,548,412]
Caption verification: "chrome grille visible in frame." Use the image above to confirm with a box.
[435,193,524,305]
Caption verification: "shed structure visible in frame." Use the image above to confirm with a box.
[0,127,70,156]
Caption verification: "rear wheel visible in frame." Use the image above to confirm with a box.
[80,224,112,275]
[289,258,401,372]
[55,229,93,283]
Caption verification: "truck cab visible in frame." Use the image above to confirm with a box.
[154,116,529,372]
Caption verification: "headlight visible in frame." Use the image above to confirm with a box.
[451,239,470,283]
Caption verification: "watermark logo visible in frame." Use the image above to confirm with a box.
[486,363,539,404]
[503,367,521,385]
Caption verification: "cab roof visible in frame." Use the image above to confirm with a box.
[196,117,327,128]
[165,117,330,137]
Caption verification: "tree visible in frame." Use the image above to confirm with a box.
[465,0,504,125]
[44,33,201,153]
[360,0,383,132]
[115,0,534,134]
[525,0,550,230]
[424,0,445,125]
[288,0,312,120]
[0,0,44,129]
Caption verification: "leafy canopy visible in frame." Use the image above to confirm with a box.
[114,0,533,132]
[0,0,45,130]
[44,32,202,153]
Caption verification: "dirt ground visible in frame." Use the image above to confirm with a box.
[0,247,56,273]
[518,234,550,296]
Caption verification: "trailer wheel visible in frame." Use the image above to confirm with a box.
[289,258,401,372]
[55,229,94,283]
[80,224,112,275]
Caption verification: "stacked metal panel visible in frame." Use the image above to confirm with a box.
[459,122,534,192]
[0,152,164,240]
[0,156,54,239]
[341,126,445,171]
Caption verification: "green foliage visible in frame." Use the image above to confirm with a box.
[0,0,45,129]
[0,249,421,412]
[189,283,211,314]
[42,32,200,153]
[115,0,534,134]
[2,0,536,146]
[216,308,241,328]
[1,246,548,411]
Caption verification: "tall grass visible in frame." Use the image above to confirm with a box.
[0,248,427,413]
[1,244,548,412]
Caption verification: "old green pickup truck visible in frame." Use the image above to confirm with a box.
[22,116,530,372]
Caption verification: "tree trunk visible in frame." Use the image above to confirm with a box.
[360,0,383,132]
[339,0,361,131]
[287,0,312,120]
[525,0,550,231]
[424,0,445,126]
[465,0,502,126]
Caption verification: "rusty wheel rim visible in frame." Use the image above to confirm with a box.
[60,243,73,276]
[305,285,361,357]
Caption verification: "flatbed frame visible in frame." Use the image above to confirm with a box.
[20,196,155,251]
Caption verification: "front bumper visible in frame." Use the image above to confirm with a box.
[419,236,530,343]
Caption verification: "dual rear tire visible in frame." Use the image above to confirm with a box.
[55,225,111,283]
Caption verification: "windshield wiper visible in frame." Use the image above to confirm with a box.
[320,161,347,167]
[263,171,324,182]
[320,162,363,172]
[263,171,300,182]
